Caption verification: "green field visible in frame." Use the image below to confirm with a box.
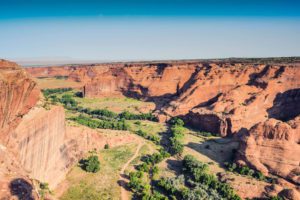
[59,144,137,200]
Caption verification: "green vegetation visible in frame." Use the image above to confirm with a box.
[135,129,160,144]
[38,182,51,199]
[42,88,72,97]
[70,114,129,130]
[168,118,185,156]
[224,162,275,183]
[80,155,100,173]
[194,131,215,137]
[181,155,241,200]
[61,144,136,200]
[104,143,110,149]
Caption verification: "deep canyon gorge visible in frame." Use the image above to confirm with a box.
[1,58,299,199]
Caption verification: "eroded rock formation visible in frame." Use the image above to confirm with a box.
[236,117,300,184]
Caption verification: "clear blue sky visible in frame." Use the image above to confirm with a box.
[0,0,300,61]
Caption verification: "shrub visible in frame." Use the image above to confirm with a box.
[169,117,184,127]
[81,155,100,173]
[135,121,142,125]
[104,143,110,149]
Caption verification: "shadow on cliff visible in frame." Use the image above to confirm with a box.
[267,88,300,122]
[186,138,239,167]
[9,178,34,200]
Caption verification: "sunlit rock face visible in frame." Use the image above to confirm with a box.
[7,106,68,188]
[236,117,300,185]
[0,60,68,195]
[0,59,40,140]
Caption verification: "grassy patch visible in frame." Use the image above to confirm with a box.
[127,120,167,138]
[60,144,136,200]
[74,96,155,114]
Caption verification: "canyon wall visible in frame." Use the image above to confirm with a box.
[0,60,69,198]
[6,106,69,188]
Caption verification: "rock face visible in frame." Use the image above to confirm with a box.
[236,117,300,184]
[0,59,40,140]
[6,106,69,188]
[0,60,68,198]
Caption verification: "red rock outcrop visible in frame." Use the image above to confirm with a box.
[236,117,300,184]
[0,59,40,140]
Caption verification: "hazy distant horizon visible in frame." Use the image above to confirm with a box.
[12,56,300,67]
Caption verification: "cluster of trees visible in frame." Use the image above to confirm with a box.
[135,130,160,145]
[60,94,78,108]
[128,149,171,199]
[72,107,157,122]
[224,162,272,182]
[182,155,241,200]
[128,171,168,200]
[158,175,185,198]
[168,118,185,156]
[156,155,241,200]
[119,111,158,121]
[71,115,129,130]
[42,88,72,97]
[79,155,100,173]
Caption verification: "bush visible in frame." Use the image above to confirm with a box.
[135,121,142,125]
[104,143,110,149]
[169,117,184,126]
[60,94,78,107]
[81,155,100,173]
[224,162,268,182]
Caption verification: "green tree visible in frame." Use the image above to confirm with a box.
[84,155,100,173]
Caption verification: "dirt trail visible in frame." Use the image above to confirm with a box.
[119,141,143,200]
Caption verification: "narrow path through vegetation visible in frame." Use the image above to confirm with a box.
[119,142,143,200]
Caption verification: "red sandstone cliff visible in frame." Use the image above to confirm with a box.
[236,117,300,185]
[0,59,40,140]
[0,60,68,198]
